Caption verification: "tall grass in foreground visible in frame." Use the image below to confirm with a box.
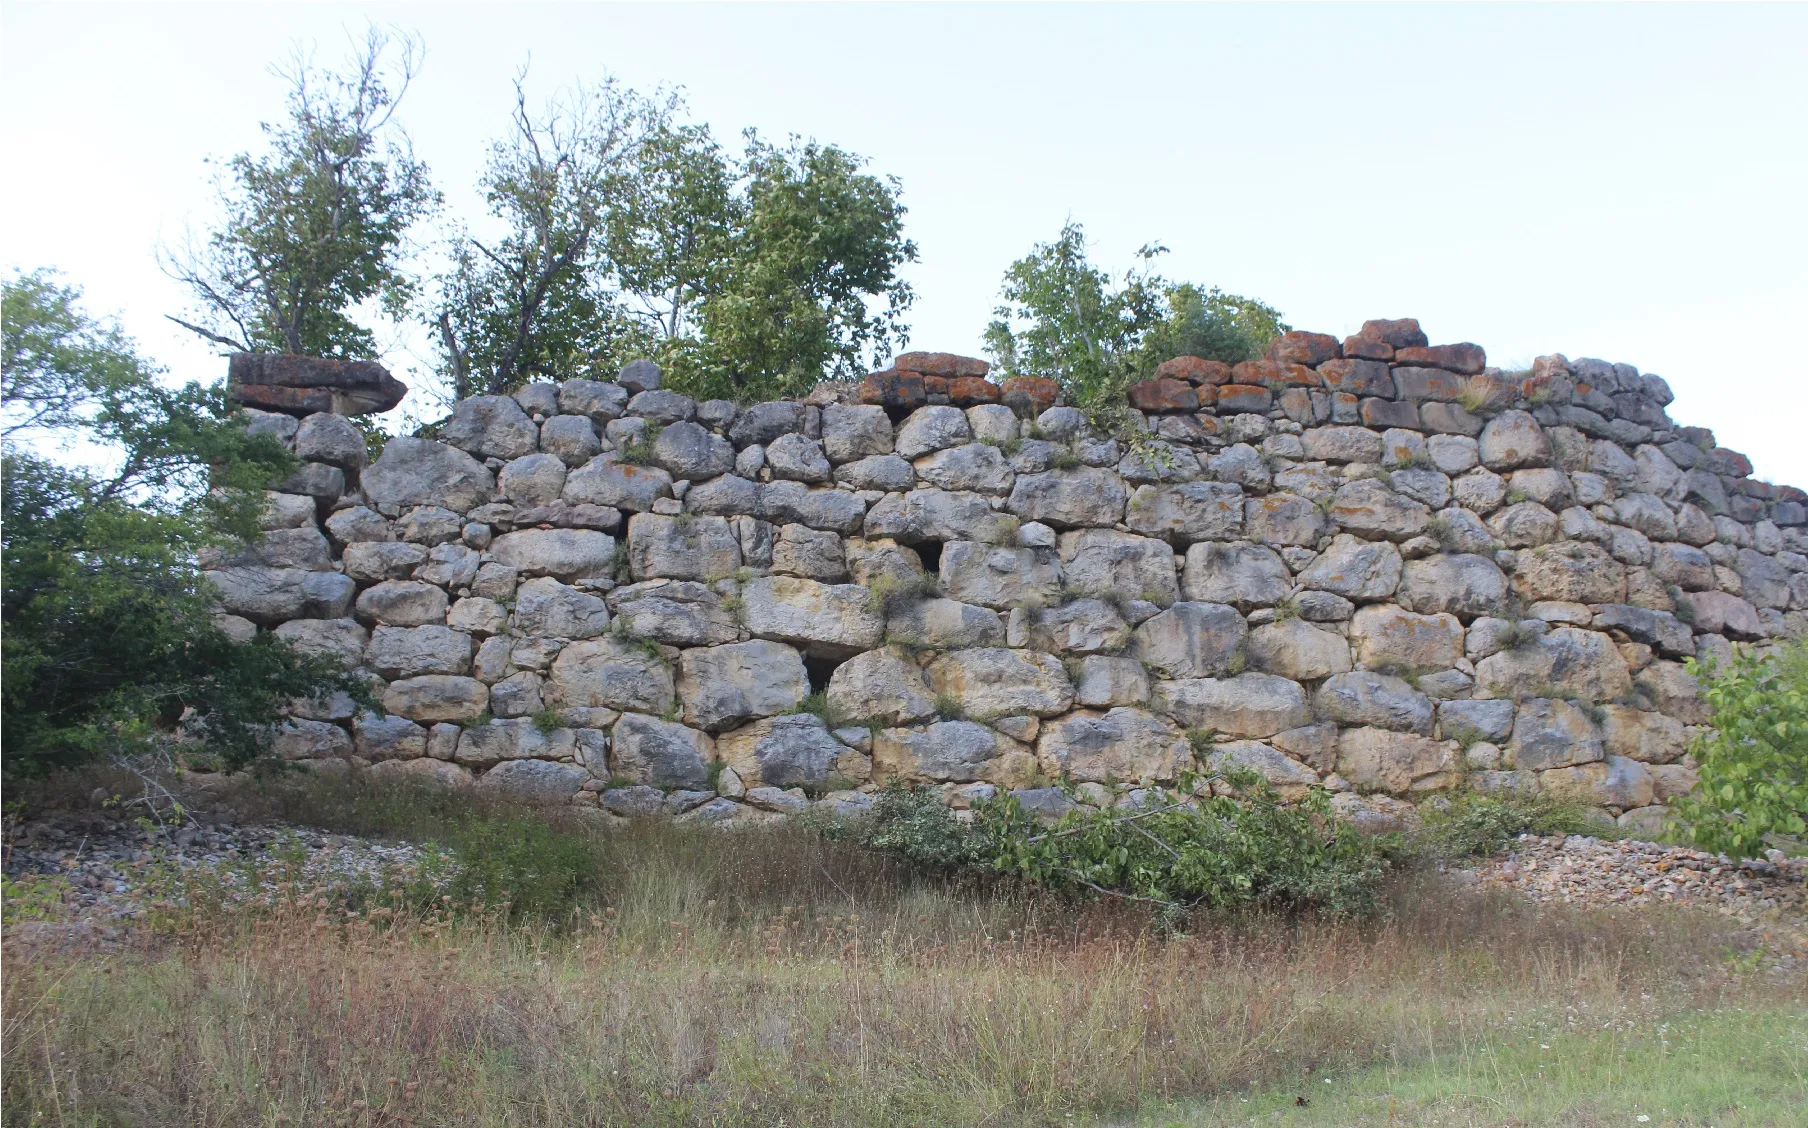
[6,796,1799,1127]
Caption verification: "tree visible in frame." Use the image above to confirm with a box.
[2,271,366,777]
[984,222,1287,414]
[684,135,916,401]
[435,72,654,398]
[163,27,437,358]
[1670,641,1808,858]
[607,116,736,344]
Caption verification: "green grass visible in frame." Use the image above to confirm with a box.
[1149,1005,1808,1127]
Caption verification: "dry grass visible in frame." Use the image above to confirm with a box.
[7,816,1800,1127]
[3,775,1803,1127]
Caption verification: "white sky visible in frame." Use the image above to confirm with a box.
[4,2,1805,483]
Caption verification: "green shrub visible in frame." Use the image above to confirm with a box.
[1670,641,1808,858]
[614,421,661,465]
[860,774,1390,918]
[1410,789,1607,860]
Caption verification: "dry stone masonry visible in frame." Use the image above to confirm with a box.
[206,324,1808,833]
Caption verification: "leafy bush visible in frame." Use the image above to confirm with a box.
[860,775,1390,918]
[1670,641,1808,858]
[1410,789,1608,860]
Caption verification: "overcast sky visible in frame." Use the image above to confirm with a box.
[4,3,1805,482]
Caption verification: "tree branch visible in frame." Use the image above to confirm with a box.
[164,315,250,352]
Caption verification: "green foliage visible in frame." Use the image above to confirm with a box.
[164,29,437,357]
[933,692,965,721]
[531,707,564,734]
[865,570,939,617]
[1136,282,1288,369]
[613,420,660,465]
[1670,641,1808,858]
[861,776,1390,918]
[795,689,847,729]
[983,221,1285,424]
[1410,789,1608,860]
[434,74,662,397]
[673,135,917,402]
[1,271,366,776]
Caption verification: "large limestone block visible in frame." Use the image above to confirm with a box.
[1075,654,1151,708]
[361,438,496,515]
[1336,727,1459,792]
[353,712,428,761]
[1541,756,1653,809]
[1007,467,1128,528]
[539,414,603,467]
[557,378,629,421]
[770,523,847,581]
[1396,553,1511,619]
[512,576,611,639]
[1478,411,1551,470]
[1038,707,1188,784]
[1349,605,1463,673]
[546,636,676,714]
[826,647,938,726]
[834,454,915,492]
[678,639,809,731]
[914,443,1014,495]
[365,624,473,678]
[1247,617,1352,680]
[1058,529,1180,604]
[607,581,740,647]
[383,676,490,724]
[652,420,735,480]
[1679,590,1765,640]
[716,714,844,788]
[1488,502,1560,548]
[756,481,868,534]
[728,401,810,447]
[1131,601,1248,679]
[353,579,448,627]
[1297,534,1402,601]
[206,567,357,625]
[369,757,473,789]
[874,721,1020,783]
[562,455,674,513]
[498,453,568,507]
[844,537,925,587]
[1513,542,1627,604]
[1301,425,1384,464]
[1206,741,1321,795]
[1735,547,1793,610]
[609,713,712,789]
[1600,704,1688,764]
[1649,762,1699,801]
[273,618,368,668]
[821,404,893,462]
[928,648,1075,718]
[201,526,335,571]
[1315,671,1435,734]
[766,433,833,483]
[341,540,428,583]
[894,405,971,459]
[442,395,539,460]
[743,575,885,658]
[1124,482,1244,544]
[1635,660,1708,724]
[1181,542,1290,608]
[475,759,585,804]
[489,528,618,581]
[1033,599,1131,654]
[452,718,578,766]
[272,718,353,761]
[1245,493,1324,547]
[1510,698,1604,769]
[1437,698,1516,744]
[864,488,1018,544]
[293,411,368,469]
[885,597,1006,649]
[1154,674,1312,738]
[940,542,1064,610]
[322,503,389,542]
[1475,627,1632,702]
[1329,479,1431,542]
[1649,543,1717,592]
[627,513,740,582]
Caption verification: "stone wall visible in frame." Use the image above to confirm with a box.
[206,323,1808,833]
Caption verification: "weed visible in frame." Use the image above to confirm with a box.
[867,571,941,616]
[1456,377,1492,414]
[1272,597,1300,622]
[531,707,564,734]
[614,421,662,466]
[1506,488,1529,505]
[934,691,965,720]
[1049,448,1083,471]
[794,689,848,729]
[1186,726,1217,756]
[982,435,1025,458]
[1411,788,1606,860]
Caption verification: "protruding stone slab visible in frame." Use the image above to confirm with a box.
[228,353,407,416]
